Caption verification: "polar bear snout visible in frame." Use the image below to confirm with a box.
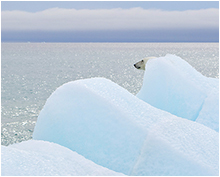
[134,63,141,69]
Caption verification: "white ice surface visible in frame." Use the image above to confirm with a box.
[137,54,219,131]
[33,77,218,175]
[1,140,124,176]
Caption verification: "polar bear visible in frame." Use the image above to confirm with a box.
[134,57,156,70]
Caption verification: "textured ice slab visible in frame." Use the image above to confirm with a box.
[137,54,219,131]
[33,77,219,175]
[131,117,218,176]
[196,87,219,132]
[1,140,124,176]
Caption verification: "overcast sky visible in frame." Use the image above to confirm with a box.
[1,1,219,42]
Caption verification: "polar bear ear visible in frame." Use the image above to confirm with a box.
[144,59,148,65]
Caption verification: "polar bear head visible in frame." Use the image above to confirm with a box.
[134,57,156,70]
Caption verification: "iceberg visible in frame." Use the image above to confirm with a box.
[2,54,218,176]
[1,140,124,176]
[32,77,218,174]
[137,54,219,131]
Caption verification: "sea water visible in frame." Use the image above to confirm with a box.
[1,43,219,146]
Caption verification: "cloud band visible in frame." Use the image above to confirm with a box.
[2,8,219,31]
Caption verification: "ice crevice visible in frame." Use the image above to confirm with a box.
[193,97,207,121]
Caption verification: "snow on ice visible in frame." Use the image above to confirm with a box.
[2,54,219,176]
[1,140,124,176]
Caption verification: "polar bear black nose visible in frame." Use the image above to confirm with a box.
[134,64,138,68]
[134,64,141,69]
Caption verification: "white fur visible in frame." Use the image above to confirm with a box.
[134,57,156,70]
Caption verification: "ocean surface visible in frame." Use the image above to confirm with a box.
[1,43,219,146]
